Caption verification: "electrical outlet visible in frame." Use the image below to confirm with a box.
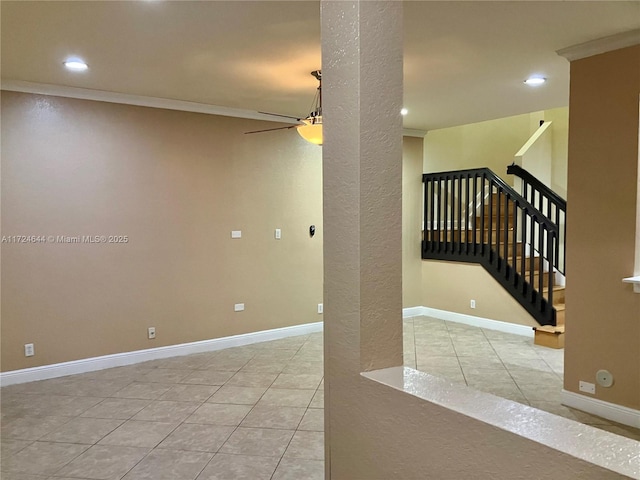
[234,303,245,312]
[231,230,242,239]
[148,327,156,339]
[24,343,34,357]
[470,299,476,309]
[579,380,596,394]
[317,303,323,314]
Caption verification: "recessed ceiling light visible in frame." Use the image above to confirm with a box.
[64,58,88,72]
[524,76,546,86]
[401,108,408,116]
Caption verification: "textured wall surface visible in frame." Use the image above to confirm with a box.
[1,90,424,373]
[421,260,538,327]
[1,91,323,371]
[421,108,569,325]
[321,2,635,478]
[564,45,640,410]
[402,137,424,308]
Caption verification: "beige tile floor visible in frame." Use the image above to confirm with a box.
[1,316,639,479]
[405,316,640,442]
[1,334,324,480]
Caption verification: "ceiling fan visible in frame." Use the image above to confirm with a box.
[245,70,323,145]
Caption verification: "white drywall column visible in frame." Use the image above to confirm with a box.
[321,1,403,477]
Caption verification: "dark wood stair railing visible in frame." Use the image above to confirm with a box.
[422,168,563,327]
[507,164,566,275]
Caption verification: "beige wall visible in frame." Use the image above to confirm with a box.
[421,108,569,325]
[1,91,425,372]
[1,91,324,372]
[321,3,626,478]
[402,136,424,307]
[423,112,532,185]
[564,45,640,409]
[424,107,569,194]
[422,261,538,327]
[546,107,569,199]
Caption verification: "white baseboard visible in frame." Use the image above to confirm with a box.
[402,306,425,319]
[561,389,640,429]
[0,308,535,387]
[412,306,535,338]
[0,321,323,387]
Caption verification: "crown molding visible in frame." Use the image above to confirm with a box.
[2,80,427,136]
[0,79,297,124]
[557,29,640,62]
[402,128,426,138]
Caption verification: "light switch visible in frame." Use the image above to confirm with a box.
[231,231,242,239]
[275,228,281,239]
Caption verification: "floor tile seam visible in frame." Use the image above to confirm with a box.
[38,418,127,446]
[154,443,222,454]
[268,385,319,392]
[233,425,304,433]
[537,356,564,381]
[0,391,109,401]
[0,390,80,397]
[480,328,522,394]
[0,438,35,458]
[109,380,152,397]
[268,421,302,480]
[211,370,281,460]
[216,425,298,464]
[210,449,290,458]
[190,365,244,371]
[91,418,186,477]
[36,441,91,478]
[502,368,533,403]
[205,399,264,406]
[2,415,79,443]
[106,418,186,453]
[101,443,155,480]
[160,392,219,404]
[188,448,216,480]
[445,329,469,387]
[410,322,418,367]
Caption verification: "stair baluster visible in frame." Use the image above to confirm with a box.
[422,168,564,327]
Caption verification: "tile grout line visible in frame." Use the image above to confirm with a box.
[443,320,469,386]
[204,335,313,479]
[481,327,531,405]
[267,335,322,480]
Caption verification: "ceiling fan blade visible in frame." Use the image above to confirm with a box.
[258,111,302,121]
[244,125,297,134]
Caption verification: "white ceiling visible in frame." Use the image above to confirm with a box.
[2,1,639,131]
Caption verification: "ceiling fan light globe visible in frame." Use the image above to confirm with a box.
[297,122,323,146]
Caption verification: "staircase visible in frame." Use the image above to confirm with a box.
[422,167,566,346]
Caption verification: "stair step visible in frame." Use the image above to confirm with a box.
[500,242,524,257]
[533,324,565,349]
[523,270,554,288]
[543,285,565,305]
[438,228,515,243]
[482,213,514,221]
[488,194,510,209]
[555,303,565,326]
[481,206,515,215]
[515,255,541,271]
[480,219,517,229]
